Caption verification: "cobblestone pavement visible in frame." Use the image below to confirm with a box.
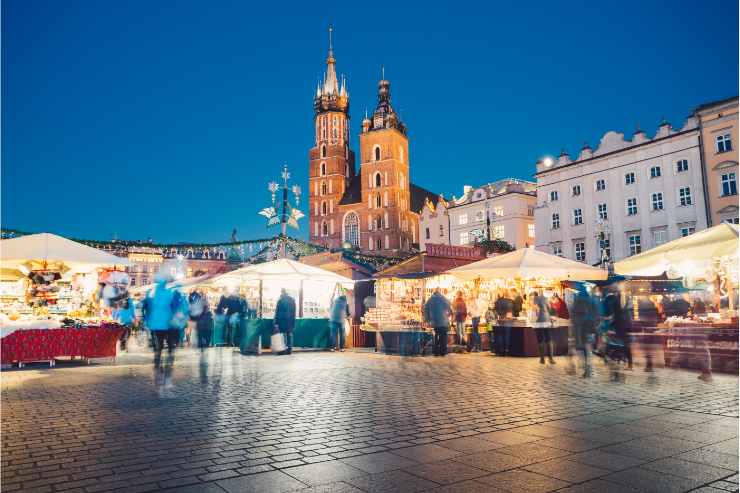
[2,348,738,493]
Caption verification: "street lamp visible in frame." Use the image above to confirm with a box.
[595,218,613,274]
[259,164,304,258]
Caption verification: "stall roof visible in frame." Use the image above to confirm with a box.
[614,223,739,276]
[446,247,608,281]
[0,232,130,272]
[374,253,481,279]
[210,258,354,288]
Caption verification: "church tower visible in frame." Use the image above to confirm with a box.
[359,74,415,252]
[308,27,355,248]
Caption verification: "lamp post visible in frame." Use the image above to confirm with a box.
[259,164,304,258]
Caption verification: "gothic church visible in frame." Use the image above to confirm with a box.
[308,30,437,255]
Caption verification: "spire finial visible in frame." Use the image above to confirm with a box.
[381,65,385,80]
[328,25,333,55]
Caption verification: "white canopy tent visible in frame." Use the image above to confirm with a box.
[446,247,608,281]
[0,233,130,273]
[210,258,354,288]
[209,258,354,318]
[614,223,739,277]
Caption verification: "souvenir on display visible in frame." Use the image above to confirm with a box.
[26,269,63,306]
[97,269,131,309]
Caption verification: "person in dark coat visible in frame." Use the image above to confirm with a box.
[188,290,213,350]
[452,291,468,346]
[512,290,524,318]
[570,288,598,377]
[493,290,514,355]
[274,289,297,355]
[329,293,350,351]
[424,289,452,356]
[217,288,247,346]
[613,289,635,374]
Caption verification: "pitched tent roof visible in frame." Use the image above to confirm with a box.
[209,258,354,288]
[0,232,130,272]
[446,247,608,281]
[614,223,739,276]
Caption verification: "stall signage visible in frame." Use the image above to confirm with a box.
[425,243,485,259]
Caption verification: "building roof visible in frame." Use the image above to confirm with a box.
[410,183,440,213]
[693,95,738,114]
[337,177,439,213]
[338,175,362,205]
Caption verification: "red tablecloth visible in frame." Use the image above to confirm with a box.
[1,324,125,364]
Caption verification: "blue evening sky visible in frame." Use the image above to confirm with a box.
[3,0,738,243]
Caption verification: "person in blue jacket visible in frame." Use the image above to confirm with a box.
[329,292,350,352]
[112,296,136,351]
[141,274,180,393]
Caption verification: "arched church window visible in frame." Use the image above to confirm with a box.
[321,145,327,158]
[343,212,360,247]
[321,201,327,215]
[374,146,381,161]
[320,162,326,176]
[375,173,382,187]
[376,238,382,250]
[375,193,382,208]
[321,221,328,236]
[321,181,327,195]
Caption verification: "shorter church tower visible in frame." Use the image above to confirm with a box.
[358,74,415,252]
[308,27,355,248]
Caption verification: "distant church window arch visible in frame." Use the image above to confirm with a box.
[321,221,329,237]
[375,193,382,208]
[321,145,327,158]
[321,201,328,215]
[373,145,381,161]
[320,162,326,176]
[375,172,382,187]
[343,212,360,247]
[376,238,382,250]
[321,181,327,195]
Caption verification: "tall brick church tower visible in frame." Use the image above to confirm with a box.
[308,30,438,254]
[308,27,355,248]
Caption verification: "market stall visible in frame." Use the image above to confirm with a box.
[208,258,354,352]
[0,233,130,366]
[361,245,486,355]
[446,248,608,357]
[614,223,739,373]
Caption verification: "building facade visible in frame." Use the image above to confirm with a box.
[534,117,708,265]
[420,179,536,250]
[418,196,450,251]
[695,96,739,226]
[307,31,437,255]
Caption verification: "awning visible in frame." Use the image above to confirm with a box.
[209,258,354,288]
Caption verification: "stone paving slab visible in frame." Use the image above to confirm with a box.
[1,349,738,493]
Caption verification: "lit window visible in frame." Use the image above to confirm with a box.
[575,242,586,262]
[597,203,608,220]
[475,210,485,222]
[459,232,469,245]
[625,172,635,185]
[626,198,638,216]
[458,214,468,225]
[528,224,535,238]
[651,192,664,211]
[596,179,606,191]
[680,226,695,237]
[527,207,534,217]
[551,213,560,230]
[716,133,733,153]
[573,208,583,225]
[552,244,563,257]
[599,238,610,260]
[676,159,688,173]
[628,234,641,256]
[678,187,692,206]
[721,172,737,196]
[493,224,505,240]
[572,185,581,196]
[650,166,661,178]
[550,190,559,202]
[425,228,430,240]
[653,229,667,246]
[494,206,504,217]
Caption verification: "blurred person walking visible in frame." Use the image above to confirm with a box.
[274,289,297,355]
[532,290,555,364]
[329,291,350,352]
[467,294,485,352]
[570,287,599,377]
[141,274,180,395]
[112,295,136,352]
[452,291,468,347]
[217,287,247,347]
[424,289,452,356]
[511,289,524,318]
[189,290,213,350]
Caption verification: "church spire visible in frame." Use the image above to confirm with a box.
[323,25,338,96]
[313,26,349,114]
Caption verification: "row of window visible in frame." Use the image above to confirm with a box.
[551,187,696,229]
[552,160,691,202]
[425,224,446,240]
[457,206,519,225]
[553,226,696,262]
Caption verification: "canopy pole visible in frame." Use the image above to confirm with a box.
[258,280,263,318]
[299,280,304,318]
